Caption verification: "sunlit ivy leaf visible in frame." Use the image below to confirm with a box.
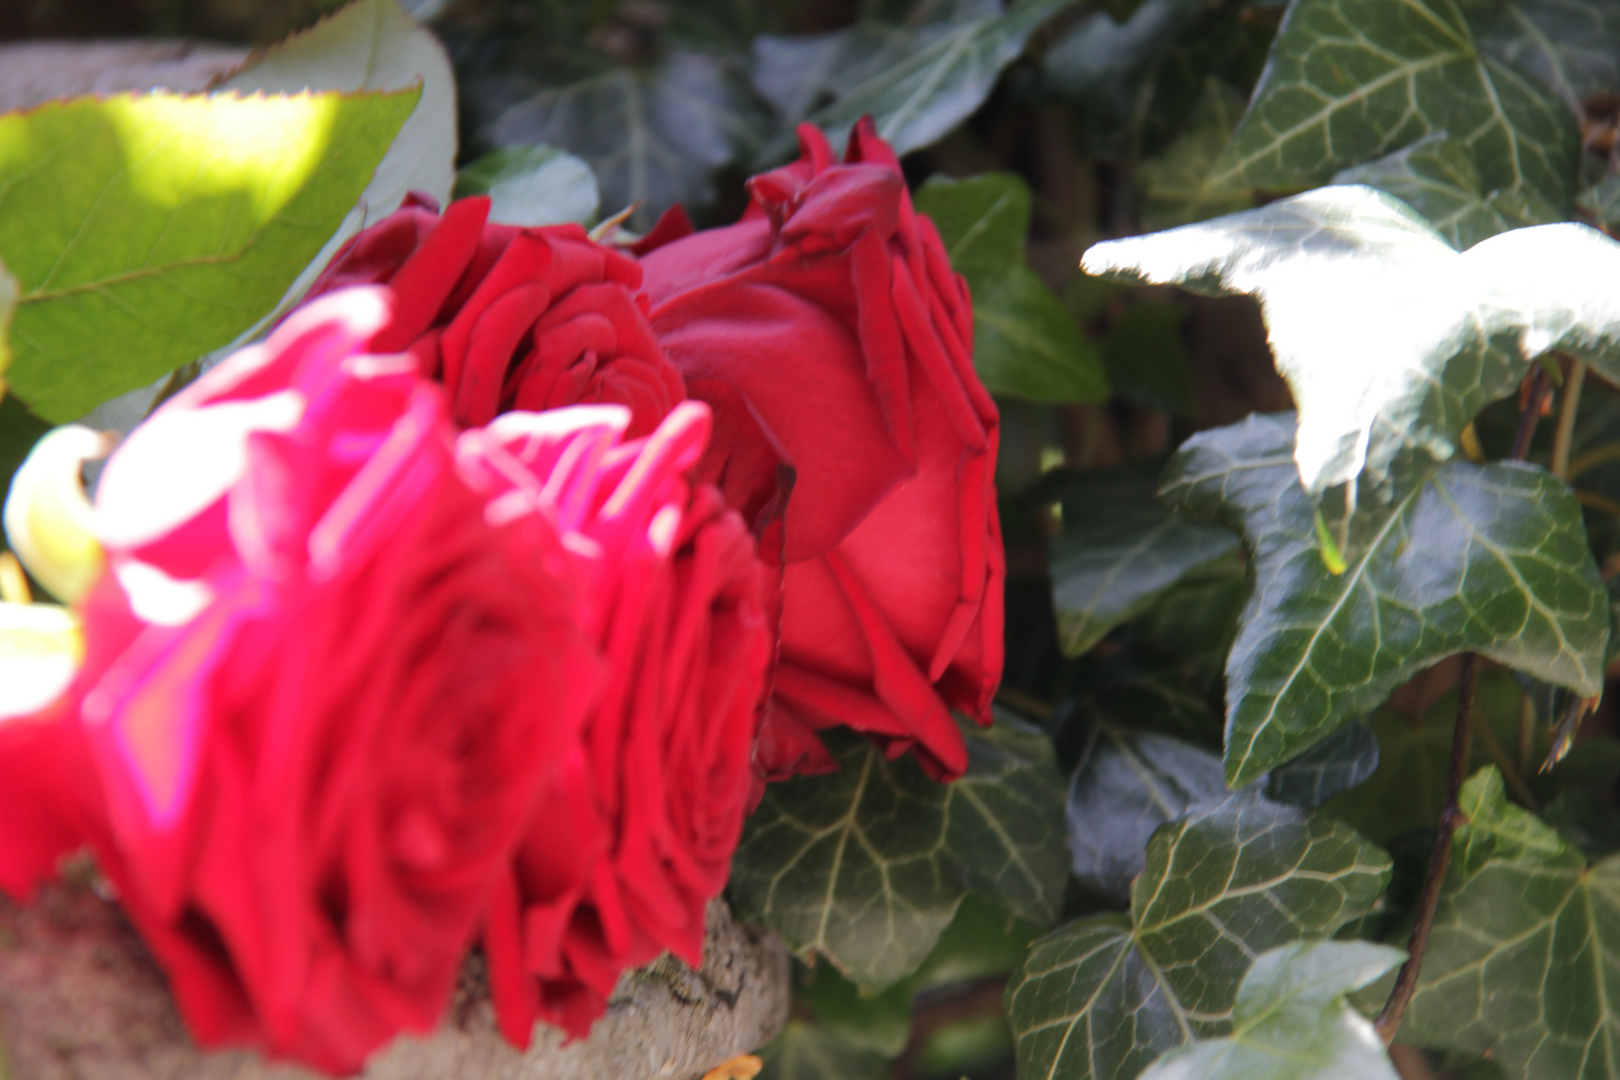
[1465,0,1620,108]
[1398,767,1620,1078]
[455,145,600,226]
[915,173,1108,402]
[1067,728,1230,903]
[1006,792,1392,1080]
[730,713,1066,986]
[1098,301,1197,414]
[0,89,417,423]
[1047,467,1239,656]
[1334,133,1553,249]
[1161,412,1608,786]
[1264,720,1379,809]
[758,1020,891,1080]
[1137,77,1256,231]
[1207,0,1579,217]
[756,0,1081,164]
[489,51,763,229]
[1139,940,1405,1080]
[1084,185,1620,499]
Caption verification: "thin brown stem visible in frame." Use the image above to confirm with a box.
[1517,693,1538,778]
[1552,358,1587,479]
[1375,654,1478,1044]
[1511,368,1553,461]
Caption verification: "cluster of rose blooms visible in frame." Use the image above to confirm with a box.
[0,121,1002,1073]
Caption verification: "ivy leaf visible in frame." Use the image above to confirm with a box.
[1464,0,1620,108]
[489,51,763,229]
[1137,77,1255,231]
[455,145,600,226]
[1398,767,1620,1078]
[756,0,1081,163]
[1098,301,1197,414]
[1580,174,1620,228]
[1206,0,1579,217]
[759,1020,891,1080]
[1161,412,1608,786]
[1046,467,1239,656]
[1067,728,1230,903]
[0,89,417,423]
[915,173,1108,403]
[1006,792,1393,1080]
[0,256,15,395]
[1334,133,1554,249]
[1264,720,1379,809]
[729,713,1067,986]
[1138,941,1406,1080]
[1083,184,1620,499]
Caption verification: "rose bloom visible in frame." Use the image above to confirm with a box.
[638,118,1004,781]
[0,288,600,1073]
[304,193,684,436]
[458,402,775,1044]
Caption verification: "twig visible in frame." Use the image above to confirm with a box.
[1552,358,1587,479]
[1374,654,1477,1044]
[1517,692,1537,778]
[1510,367,1553,461]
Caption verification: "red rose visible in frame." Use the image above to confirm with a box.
[0,289,601,1073]
[304,194,685,437]
[638,119,1004,781]
[457,403,774,1044]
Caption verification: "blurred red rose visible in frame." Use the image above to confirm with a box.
[305,194,685,436]
[458,402,774,1044]
[638,119,1004,781]
[0,289,600,1073]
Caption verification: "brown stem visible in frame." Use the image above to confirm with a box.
[1510,368,1553,461]
[1374,654,1477,1044]
[1552,359,1588,479]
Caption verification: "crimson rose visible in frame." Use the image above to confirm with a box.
[638,119,1004,781]
[305,194,684,436]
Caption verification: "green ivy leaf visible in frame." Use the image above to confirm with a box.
[756,0,1081,164]
[1067,728,1230,903]
[1161,412,1608,786]
[730,712,1067,986]
[455,145,600,227]
[1264,720,1380,809]
[0,89,417,423]
[759,1020,891,1080]
[489,52,764,229]
[1206,0,1578,216]
[1046,467,1239,656]
[1138,941,1406,1080]
[915,173,1108,403]
[1334,133,1555,249]
[1465,0,1620,108]
[1398,767,1620,1078]
[1083,185,1620,500]
[1580,174,1620,228]
[0,256,15,396]
[1006,792,1392,1080]
[1137,77,1256,231]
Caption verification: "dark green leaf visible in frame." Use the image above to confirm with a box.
[1067,728,1230,903]
[1098,301,1197,414]
[488,52,763,229]
[1208,0,1579,217]
[1138,940,1405,1080]
[730,713,1066,985]
[1265,720,1380,809]
[759,1020,891,1080]
[756,0,1082,163]
[1137,77,1256,230]
[1049,467,1239,656]
[915,173,1108,402]
[1398,767,1620,1078]
[0,397,48,536]
[0,90,418,422]
[1464,0,1620,107]
[1006,792,1392,1080]
[1580,174,1620,228]
[1084,185,1620,499]
[454,145,600,226]
[1162,413,1608,786]
[1334,133,1554,248]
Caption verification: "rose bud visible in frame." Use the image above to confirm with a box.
[304,193,685,436]
[458,402,774,1044]
[638,118,1004,782]
[0,288,601,1074]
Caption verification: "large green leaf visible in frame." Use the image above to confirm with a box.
[1334,133,1553,249]
[1046,467,1239,656]
[1398,767,1620,1078]
[0,89,417,422]
[1206,0,1579,216]
[1263,719,1379,809]
[755,0,1081,163]
[1465,0,1620,108]
[1084,185,1620,499]
[455,145,600,227]
[1137,77,1256,231]
[1580,174,1620,228]
[915,172,1108,403]
[1005,792,1392,1080]
[729,713,1067,986]
[758,1020,890,1080]
[0,256,15,397]
[1162,412,1608,786]
[1138,941,1405,1080]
